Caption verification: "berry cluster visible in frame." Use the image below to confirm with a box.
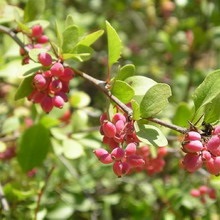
[94,112,167,177]
[20,24,49,64]
[182,125,220,175]
[19,25,75,113]
[190,185,216,203]
[28,53,74,113]
[0,146,16,160]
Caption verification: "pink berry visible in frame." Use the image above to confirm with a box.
[205,157,220,175]
[31,25,43,38]
[213,125,220,135]
[112,113,126,124]
[185,131,201,141]
[56,92,68,102]
[40,95,53,113]
[111,147,125,161]
[201,150,211,161]
[199,185,209,194]
[157,147,167,157]
[43,70,52,78]
[37,35,49,44]
[182,153,203,173]
[113,161,130,177]
[38,52,52,66]
[60,67,74,82]
[33,74,47,91]
[49,79,62,93]
[207,135,220,156]
[102,121,116,138]
[93,149,113,164]
[183,140,203,153]
[190,189,201,197]
[52,95,65,109]
[100,113,108,124]
[126,155,145,167]
[50,62,64,77]
[125,143,137,156]
[115,120,125,134]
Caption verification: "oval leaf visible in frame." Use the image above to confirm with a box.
[17,124,51,172]
[140,83,172,118]
[111,80,134,103]
[63,139,84,159]
[135,122,168,147]
[115,64,135,81]
[78,30,104,46]
[106,21,122,68]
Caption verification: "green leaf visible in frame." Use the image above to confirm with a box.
[17,124,51,172]
[106,21,122,68]
[204,94,220,124]
[135,122,168,147]
[1,116,20,135]
[131,100,141,121]
[24,0,45,22]
[115,64,135,81]
[18,63,42,77]
[65,14,75,27]
[74,44,93,61]
[140,83,172,118]
[14,74,34,101]
[28,48,47,62]
[69,91,91,108]
[111,80,134,103]
[62,25,79,53]
[125,76,157,104]
[78,30,104,46]
[63,139,84,159]
[192,69,220,119]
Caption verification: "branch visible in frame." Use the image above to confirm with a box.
[0,25,30,52]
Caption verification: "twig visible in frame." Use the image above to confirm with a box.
[34,166,55,220]
[0,182,10,212]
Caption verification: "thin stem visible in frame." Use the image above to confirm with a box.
[34,166,55,220]
[147,117,187,134]
[0,25,30,52]
[0,182,10,212]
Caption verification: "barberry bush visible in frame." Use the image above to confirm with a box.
[1,0,220,219]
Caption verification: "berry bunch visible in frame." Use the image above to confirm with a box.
[190,185,216,203]
[94,112,167,177]
[28,53,74,113]
[182,125,220,175]
[19,24,49,64]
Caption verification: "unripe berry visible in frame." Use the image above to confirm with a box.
[31,25,43,38]
[113,161,130,177]
[125,143,137,156]
[49,79,62,93]
[60,67,74,82]
[112,113,126,124]
[111,147,125,161]
[102,121,116,138]
[40,95,53,113]
[183,140,203,153]
[126,155,145,167]
[185,131,201,141]
[182,153,203,173]
[52,95,65,109]
[50,62,64,77]
[38,52,52,66]
[93,148,113,164]
[33,74,47,91]
[190,189,201,197]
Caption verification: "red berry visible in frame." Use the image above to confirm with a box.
[37,35,49,44]
[60,67,74,82]
[125,143,137,156]
[206,156,220,175]
[185,131,201,141]
[40,95,53,113]
[38,52,52,66]
[115,120,125,134]
[50,62,64,77]
[207,135,220,156]
[111,147,125,161]
[190,189,201,197]
[49,79,62,93]
[93,149,113,164]
[113,161,130,177]
[213,125,220,135]
[183,140,203,153]
[199,185,209,194]
[157,147,167,157]
[102,121,116,138]
[33,74,47,91]
[182,153,203,173]
[52,95,65,109]
[31,25,43,38]
[112,113,126,124]
[126,155,145,167]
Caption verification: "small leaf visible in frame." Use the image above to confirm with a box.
[115,64,135,81]
[135,122,168,147]
[18,63,42,77]
[14,74,34,101]
[62,25,79,53]
[125,76,157,104]
[140,83,172,118]
[106,21,122,68]
[78,30,104,46]
[17,124,51,172]
[24,0,45,22]
[111,80,134,103]
[63,139,84,159]
[1,116,20,135]
[131,100,140,120]
[192,69,220,119]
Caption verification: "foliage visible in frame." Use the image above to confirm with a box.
[0,0,220,219]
